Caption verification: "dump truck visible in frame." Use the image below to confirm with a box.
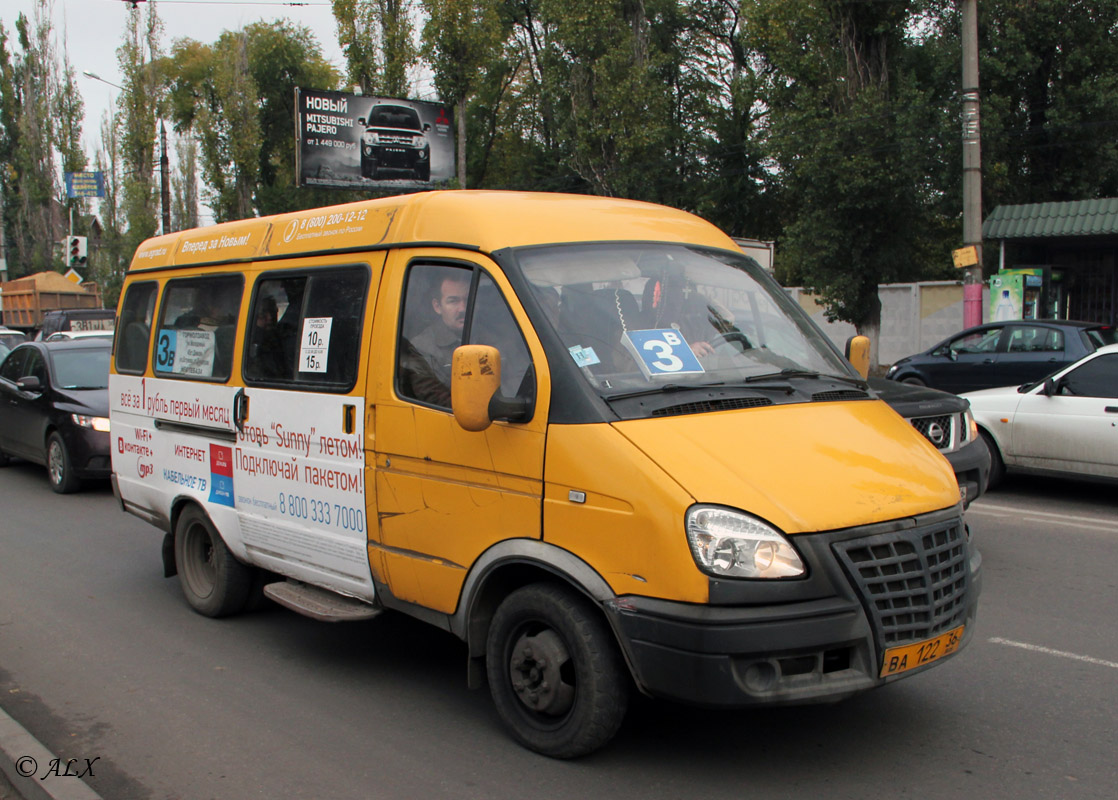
[0,271,109,337]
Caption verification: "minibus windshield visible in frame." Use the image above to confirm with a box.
[518,243,853,397]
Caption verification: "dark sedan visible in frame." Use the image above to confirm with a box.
[885,320,1117,393]
[0,338,111,493]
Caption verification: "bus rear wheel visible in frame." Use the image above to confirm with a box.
[174,505,253,618]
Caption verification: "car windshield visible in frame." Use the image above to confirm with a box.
[52,348,111,389]
[517,243,853,397]
[368,106,420,130]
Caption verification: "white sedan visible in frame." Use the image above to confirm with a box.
[963,343,1118,487]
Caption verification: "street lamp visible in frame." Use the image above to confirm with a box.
[82,70,123,90]
[82,69,172,236]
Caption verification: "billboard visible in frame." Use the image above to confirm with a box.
[296,88,455,190]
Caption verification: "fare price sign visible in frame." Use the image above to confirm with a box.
[622,329,706,380]
[299,317,333,373]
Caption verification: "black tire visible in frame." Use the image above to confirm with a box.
[900,376,927,387]
[360,156,371,178]
[486,583,628,758]
[416,162,430,182]
[0,449,11,467]
[980,429,1005,490]
[46,431,80,494]
[174,505,253,618]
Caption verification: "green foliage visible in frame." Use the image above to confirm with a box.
[6,0,1118,335]
[166,21,342,222]
[977,0,1118,204]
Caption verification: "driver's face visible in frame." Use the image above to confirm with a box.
[433,277,469,332]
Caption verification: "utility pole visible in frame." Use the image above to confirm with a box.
[961,0,984,328]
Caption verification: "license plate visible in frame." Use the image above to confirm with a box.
[879,625,964,677]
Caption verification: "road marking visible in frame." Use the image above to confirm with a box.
[967,503,1118,531]
[989,637,1118,670]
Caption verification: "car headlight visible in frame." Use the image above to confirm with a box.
[686,505,805,579]
[885,364,898,377]
[363,132,378,145]
[72,414,110,432]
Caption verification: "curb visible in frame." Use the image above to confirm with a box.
[0,705,103,800]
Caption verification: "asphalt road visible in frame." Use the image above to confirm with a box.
[0,461,1115,799]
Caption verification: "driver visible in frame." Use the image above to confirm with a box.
[402,269,470,406]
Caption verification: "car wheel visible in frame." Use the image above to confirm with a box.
[369,160,380,180]
[979,429,1005,490]
[174,505,253,618]
[46,432,81,494]
[486,582,628,758]
[360,156,371,178]
[417,163,430,182]
[900,376,927,387]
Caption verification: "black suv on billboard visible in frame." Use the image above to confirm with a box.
[358,103,431,182]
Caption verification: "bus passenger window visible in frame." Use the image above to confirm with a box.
[115,282,158,374]
[154,276,243,381]
[244,267,368,390]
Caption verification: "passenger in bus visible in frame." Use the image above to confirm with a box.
[249,297,286,379]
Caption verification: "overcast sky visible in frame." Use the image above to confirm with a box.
[4,0,351,165]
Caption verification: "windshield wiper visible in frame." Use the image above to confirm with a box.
[604,382,724,401]
[745,369,867,389]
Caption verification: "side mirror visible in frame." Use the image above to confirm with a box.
[844,335,871,379]
[423,123,432,132]
[452,345,502,432]
[16,375,42,392]
[1041,377,1059,396]
[357,117,366,127]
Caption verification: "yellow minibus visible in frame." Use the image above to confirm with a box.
[110,191,980,757]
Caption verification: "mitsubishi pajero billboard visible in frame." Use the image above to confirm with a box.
[295,88,455,190]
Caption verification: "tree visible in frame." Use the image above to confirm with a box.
[116,1,163,253]
[0,5,63,276]
[745,0,956,359]
[975,0,1118,204]
[167,21,341,221]
[171,133,199,231]
[332,0,417,96]
[421,0,507,187]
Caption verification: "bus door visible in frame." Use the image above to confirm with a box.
[233,262,380,600]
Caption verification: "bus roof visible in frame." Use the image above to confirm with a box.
[127,191,737,272]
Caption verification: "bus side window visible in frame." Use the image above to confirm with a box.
[154,276,243,381]
[244,267,368,390]
[116,282,158,374]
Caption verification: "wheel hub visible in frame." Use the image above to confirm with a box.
[508,629,574,716]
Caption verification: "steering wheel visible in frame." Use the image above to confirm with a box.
[706,331,752,354]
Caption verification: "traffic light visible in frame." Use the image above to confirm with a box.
[68,236,88,267]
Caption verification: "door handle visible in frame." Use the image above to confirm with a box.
[343,404,356,434]
[233,388,249,432]
[1105,406,1118,414]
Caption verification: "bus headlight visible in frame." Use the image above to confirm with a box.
[686,505,805,579]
